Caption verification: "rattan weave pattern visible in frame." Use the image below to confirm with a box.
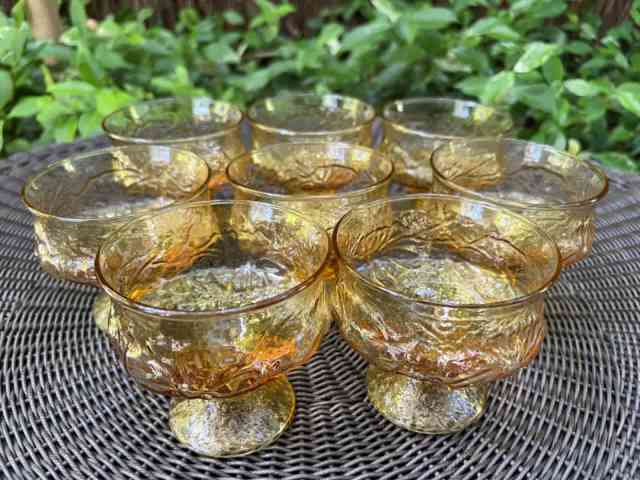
[0,138,638,479]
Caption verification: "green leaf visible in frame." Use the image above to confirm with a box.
[481,71,514,105]
[251,0,295,28]
[455,76,488,98]
[632,0,640,25]
[0,25,29,67]
[342,20,390,51]
[614,52,630,70]
[11,0,25,27]
[410,7,457,30]
[543,57,564,83]
[614,83,640,116]
[54,116,78,143]
[95,44,128,69]
[137,8,153,23]
[224,10,244,26]
[564,79,600,97]
[36,100,72,128]
[48,80,96,98]
[512,0,566,19]
[631,52,640,73]
[372,0,400,23]
[317,23,344,54]
[453,0,488,11]
[511,0,537,16]
[76,47,105,85]
[9,96,46,118]
[609,125,634,144]
[204,42,242,64]
[40,65,54,89]
[96,89,134,117]
[553,99,570,127]
[580,56,608,73]
[465,18,520,41]
[565,41,591,55]
[514,42,561,73]
[397,7,456,43]
[594,152,639,172]
[5,138,30,154]
[372,62,408,88]
[79,110,104,136]
[581,98,607,123]
[70,0,88,29]
[0,69,13,110]
[512,84,555,113]
[568,139,581,156]
[487,24,521,41]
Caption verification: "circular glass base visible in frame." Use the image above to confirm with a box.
[367,366,488,434]
[169,375,295,457]
[92,292,120,336]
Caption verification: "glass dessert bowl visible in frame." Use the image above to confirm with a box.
[96,200,331,457]
[102,97,246,196]
[248,93,375,148]
[380,97,512,191]
[332,194,561,434]
[226,142,393,233]
[21,145,210,333]
[432,138,609,267]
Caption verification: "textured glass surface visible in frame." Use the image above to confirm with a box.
[432,139,609,267]
[103,97,246,191]
[22,146,210,284]
[96,200,331,456]
[248,94,375,148]
[226,142,393,232]
[333,194,560,433]
[379,98,512,190]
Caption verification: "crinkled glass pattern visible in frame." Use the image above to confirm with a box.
[432,139,608,266]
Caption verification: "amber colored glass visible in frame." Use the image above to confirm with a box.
[332,194,561,434]
[432,138,609,267]
[102,97,246,194]
[380,97,513,191]
[248,93,375,148]
[96,200,331,457]
[21,146,210,332]
[226,142,393,232]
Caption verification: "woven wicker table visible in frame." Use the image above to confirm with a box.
[1,138,639,479]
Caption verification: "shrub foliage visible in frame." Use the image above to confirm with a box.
[1,0,639,170]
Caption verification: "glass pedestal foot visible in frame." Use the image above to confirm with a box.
[169,375,295,457]
[367,366,487,434]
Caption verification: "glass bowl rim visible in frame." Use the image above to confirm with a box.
[20,145,212,223]
[431,137,610,210]
[332,193,562,310]
[382,96,513,140]
[95,199,332,320]
[225,141,394,201]
[247,93,376,137]
[102,97,244,144]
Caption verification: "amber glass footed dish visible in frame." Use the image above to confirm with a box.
[21,146,211,333]
[380,97,512,191]
[103,97,246,193]
[248,93,375,148]
[96,200,332,457]
[432,138,609,267]
[226,142,393,233]
[332,194,561,434]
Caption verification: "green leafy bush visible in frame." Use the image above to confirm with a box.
[1,0,639,171]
